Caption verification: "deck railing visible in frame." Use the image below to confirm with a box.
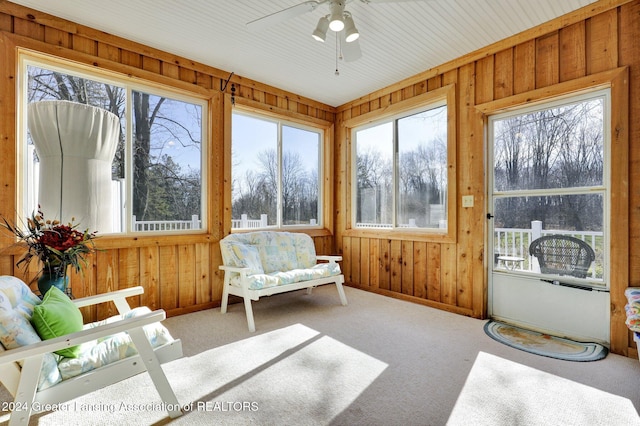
[133,215,201,231]
[231,214,268,229]
[230,214,320,229]
[356,218,447,229]
[494,220,603,278]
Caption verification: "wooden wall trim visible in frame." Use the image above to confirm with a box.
[234,96,333,128]
[0,33,17,223]
[222,93,233,237]
[475,67,628,114]
[209,91,224,242]
[343,85,452,128]
[609,67,630,355]
[341,84,458,244]
[223,97,337,240]
[365,287,475,317]
[12,38,211,97]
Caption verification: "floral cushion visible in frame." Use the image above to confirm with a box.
[220,241,264,275]
[293,238,317,269]
[256,243,299,273]
[624,288,640,332]
[57,306,175,380]
[0,276,62,390]
[220,231,317,274]
[230,262,342,290]
[220,231,338,290]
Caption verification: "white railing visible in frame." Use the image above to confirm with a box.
[133,214,201,231]
[494,220,603,278]
[357,223,394,229]
[356,218,447,229]
[357,223,415,228]
[231,214,269,229]
[28,161,199,234]
[230,214,320,229]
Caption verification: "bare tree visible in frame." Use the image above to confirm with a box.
[493,99,604,230]
[231,148,319,225]
[27,65,202,227]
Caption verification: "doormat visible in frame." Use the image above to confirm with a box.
[484,320,608,362]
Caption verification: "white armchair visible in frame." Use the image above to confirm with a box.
[0,276,183,425]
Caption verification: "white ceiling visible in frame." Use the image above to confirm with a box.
[9,0,598,107]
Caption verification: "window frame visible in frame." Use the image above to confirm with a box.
[18,51,209,236]
[225,99,334,235]
[343,84,457,243]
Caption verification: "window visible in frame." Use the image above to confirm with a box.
[231,111,322,230]
[20,53,207,234]
[353,100,449,231]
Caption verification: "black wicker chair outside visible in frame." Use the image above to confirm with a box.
[529,235,596,279]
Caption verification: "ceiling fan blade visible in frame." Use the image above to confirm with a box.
[342,37,362,62]
[246,1,324,33]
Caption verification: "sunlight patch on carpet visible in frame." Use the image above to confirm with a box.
[24,323,388,425]
[484,320,608,362]
[447,352,640,426]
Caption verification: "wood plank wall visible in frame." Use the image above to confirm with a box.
[334,0,639,356]
[0,0,638,357]
[0,2,336,321]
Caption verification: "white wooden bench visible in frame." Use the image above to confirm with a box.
[219,231,348,332]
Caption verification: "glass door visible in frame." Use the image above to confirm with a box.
[487,90,611,344]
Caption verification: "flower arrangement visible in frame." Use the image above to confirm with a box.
[1,208,98,279]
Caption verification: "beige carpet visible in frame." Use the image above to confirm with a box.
[0,285,638,425]
[448,352,639,426]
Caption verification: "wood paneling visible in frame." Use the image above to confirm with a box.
[139,245,160,311]
[334,1,638,356]
[535,32,560,88]
[351,236,361,288]
[1,1,638,357]
[586,9,618,74]
[0,3,335,323]
[390,239,402,293]
[513,40,536,94]
[494,49,514,99]
[401,241,413,296]
[412,241,427,298]
[559,22,587,82]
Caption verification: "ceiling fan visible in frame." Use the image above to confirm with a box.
[246,0,422,63]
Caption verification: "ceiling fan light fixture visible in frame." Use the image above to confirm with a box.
[343,14,359,42]
[329,15,344,31]
[312,16,329,42]
[328,1,345,31]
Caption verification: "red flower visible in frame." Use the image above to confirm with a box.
[39,225,83,252]
[1,207,99,277]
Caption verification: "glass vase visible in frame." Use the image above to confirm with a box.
[37,266,69,297]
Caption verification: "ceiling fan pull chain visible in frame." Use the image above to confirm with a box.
[335,33,340,76]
